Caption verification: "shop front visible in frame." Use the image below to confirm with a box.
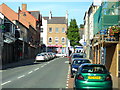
[47,45,66,54]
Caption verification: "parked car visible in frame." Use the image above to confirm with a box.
[68,53,84,64]
[35,53,47,62]
[56,53,67,57]
[71,58,91,78]
[74,63,113,90]
[41,52,49,61]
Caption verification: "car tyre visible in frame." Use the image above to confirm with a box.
[71,75,74,78]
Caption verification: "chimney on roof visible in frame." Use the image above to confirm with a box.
[22,4,27,11]
[66,10,68,20]
[49,11,52,19]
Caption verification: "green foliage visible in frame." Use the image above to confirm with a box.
[67,19,81,48]
[80,24,84,28]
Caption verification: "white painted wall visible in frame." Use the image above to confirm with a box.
[89,6,99,40]
[41,17,47,46]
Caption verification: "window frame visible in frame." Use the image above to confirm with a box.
[61,37,65,43]
[55,28,59,33]
[55,37,59,43]
[62,28,65,33]
[48,37,52,43]
[49,27,52,33]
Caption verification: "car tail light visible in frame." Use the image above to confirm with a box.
[105,75,111,81]
[77,74,84,80]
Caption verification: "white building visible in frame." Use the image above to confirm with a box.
[41,17,47,45]
[83,4,99,59]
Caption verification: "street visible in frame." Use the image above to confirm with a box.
[1,57,120,90]
[1,57,69,89]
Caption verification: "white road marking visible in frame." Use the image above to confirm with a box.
[34,68,39,71]
[65,61,69,64]
[67,75,69,77]
[17,75,25,79]
[41,65,44,68]
[28,71,33,74]
[66,65,70,88]
[66,84,68,86]
[1,81,11,86]
[66,87,68,88]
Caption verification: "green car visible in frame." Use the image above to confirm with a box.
[74,64,113,90]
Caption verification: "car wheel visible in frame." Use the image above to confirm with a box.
[71,75,74,78]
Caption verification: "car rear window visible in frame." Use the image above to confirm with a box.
[73,60,90,65]
[73,54,83,58]
[81,65,108,73]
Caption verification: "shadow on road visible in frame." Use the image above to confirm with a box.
[0,59,48,70]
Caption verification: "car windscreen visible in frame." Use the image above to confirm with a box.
[81,65,108,73]
[73,60,90,65]
[73,54,83,58]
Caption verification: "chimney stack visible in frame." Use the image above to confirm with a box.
[22,4,27,11]
[49,11,52,19]
[66,10,68,20]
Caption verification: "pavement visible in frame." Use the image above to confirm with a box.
[0,58,35,70]
[112,76,120,90]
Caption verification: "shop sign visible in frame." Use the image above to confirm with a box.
[48,45,62,47]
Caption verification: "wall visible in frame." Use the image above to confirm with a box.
[47,24,67,46]
[41,18,47,45]
[105,44,117,77]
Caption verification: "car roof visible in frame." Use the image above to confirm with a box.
[73,58,90,60]
[81,63,105,66]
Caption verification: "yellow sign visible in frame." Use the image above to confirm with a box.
[62,45,66,47]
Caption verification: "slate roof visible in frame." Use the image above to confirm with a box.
[29,11,40,20]
[43,17,67,24]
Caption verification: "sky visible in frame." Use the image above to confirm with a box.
[0,0,102,26]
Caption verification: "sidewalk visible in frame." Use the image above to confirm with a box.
[112,75,120,90]
[0,58,35,70]
[118,78,120,90]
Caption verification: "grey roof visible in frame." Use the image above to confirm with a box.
[29,11,40,20]
[43,17,67,24]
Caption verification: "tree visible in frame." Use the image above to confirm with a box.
[67,19,81,49]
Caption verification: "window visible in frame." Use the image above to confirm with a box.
[61,37,65,43]
[55,37,59,43]
[62,28,65,33]
[81,65,107,73]
[55,28,59,33]
[4,23,12,32]
[48,37,52,43]
[40,37,43,44]
[49,28,52,33]
[40,28,43,32]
